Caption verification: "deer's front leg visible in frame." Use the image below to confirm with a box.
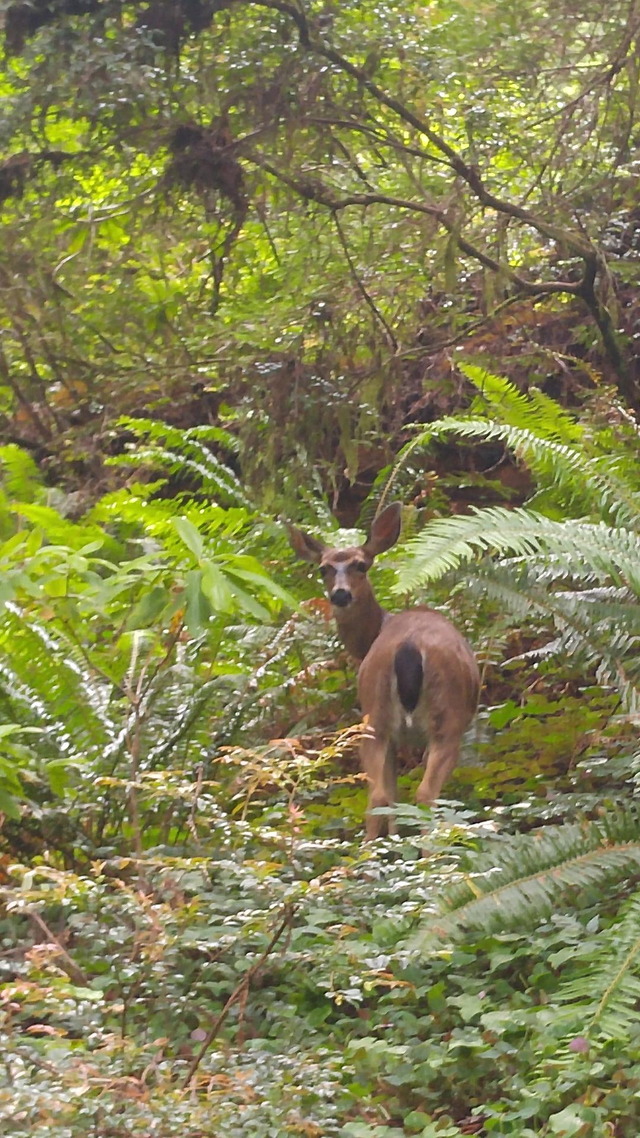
[360,728,397,839]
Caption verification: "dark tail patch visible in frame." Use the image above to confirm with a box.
[394,641,423,713]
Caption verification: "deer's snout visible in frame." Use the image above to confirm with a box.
[330,587,352,608]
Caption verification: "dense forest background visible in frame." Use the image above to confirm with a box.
[1,2,640,1135]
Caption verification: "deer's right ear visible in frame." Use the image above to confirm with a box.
[288,525,326,564]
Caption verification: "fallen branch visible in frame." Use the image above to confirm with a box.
[182,901,296,1088]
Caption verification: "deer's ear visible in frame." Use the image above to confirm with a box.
[362,502,402,558]
[288,525,326,564]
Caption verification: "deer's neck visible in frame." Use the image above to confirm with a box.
[333,590,386,664]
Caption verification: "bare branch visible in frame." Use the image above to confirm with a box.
[247,155,584,298]
[182,902,296,1088]
[26,908,88,987]
[250,0,594,256]
[332,211,398,351]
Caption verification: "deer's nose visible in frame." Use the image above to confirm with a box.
[330,588,352,608]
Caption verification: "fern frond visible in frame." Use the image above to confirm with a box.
[412,811,640,950]
[461,365,585,443]
[109,417,249,507]
[0,608,116,766]
[372,369,631,519]
[459,368,639,522]
[0,444,43,502]
[454,557,640,707]
[401,418,638,525]
[110,446,249,506]
[396,508,640,594]
[115,416,239,454]
[455,560,542,621]
[555,890,640,1041]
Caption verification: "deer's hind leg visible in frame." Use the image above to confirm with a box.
[415,715,464,807]
[360,728,397,839]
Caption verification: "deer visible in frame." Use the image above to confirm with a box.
[289,502,480,839]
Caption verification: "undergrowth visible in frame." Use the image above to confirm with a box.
[1,397,640,1137]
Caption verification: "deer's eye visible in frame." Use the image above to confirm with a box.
[319,564,332,578]
[354,560,368,573]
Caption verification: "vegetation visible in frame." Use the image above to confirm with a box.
[0,2,640,1136]
[2,0,640,503]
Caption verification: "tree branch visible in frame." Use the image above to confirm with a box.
[332,211,398,350]
[250,0,594,257]
[243,0,634,395]
[248,155,584,297]
[26,908,88,986]
[182,902,296,1088]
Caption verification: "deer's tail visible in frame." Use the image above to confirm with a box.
[394,641,423,728]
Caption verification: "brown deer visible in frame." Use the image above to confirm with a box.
[289,502,480,839]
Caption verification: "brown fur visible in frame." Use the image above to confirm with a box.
[289,503,480,838]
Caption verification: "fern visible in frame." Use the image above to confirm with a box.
[396,508,640,592]
[450,558,640,707]
[399,418,639,525]
[114,417,240,454]
[411,810,640,950]
[554,889,640,1042]
[0,444,42,502]
[381,372,640,707]
[377,369,640,525]
[462,365,587,442]
[108,417,250,507]
[422,368,636,512]
[0,607,116,772]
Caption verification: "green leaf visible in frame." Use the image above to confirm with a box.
[172,516,205,560]
[0,725,43,740]
[0,786,20,819]
[183,569,211,635]
[45,759,69,797]
[199,561,235,613]
[547,1106,591,1134]
[226,578,270,622]
[225,563,298,608]
[126,585,171,630]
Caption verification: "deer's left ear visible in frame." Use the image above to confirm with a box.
[288,525,326,564]
[362,502,402,559]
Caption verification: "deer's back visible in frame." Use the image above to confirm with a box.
[357,608,479,739]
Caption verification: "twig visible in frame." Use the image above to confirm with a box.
[182,902,296,1088]
[186,763,205,845]
[26,908,88,986]
[249,156,585,298]
[253,0,593,253]
[398,292,546,357]
[332,211,398,351]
